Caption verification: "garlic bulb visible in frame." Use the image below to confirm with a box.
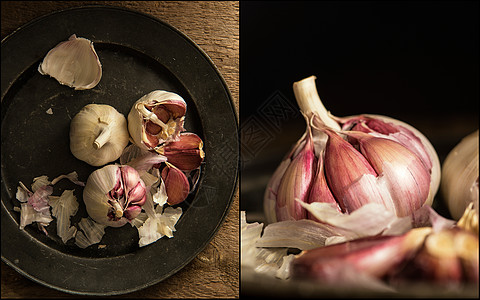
[83,164,147,227]
[70,104,129,166]
[128,90,186,151]
[264,76,441,222]
[38,34,102,90]
[441,130,479,220]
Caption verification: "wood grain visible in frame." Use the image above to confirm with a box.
[1,1,239,298]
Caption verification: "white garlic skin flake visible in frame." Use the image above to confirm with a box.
[70,104,129,166]
[38,34,102,90]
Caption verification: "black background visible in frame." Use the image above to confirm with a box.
[240,1,479,220]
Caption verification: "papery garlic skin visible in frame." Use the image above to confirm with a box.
[265,76,441,222]
[441,130,479,220]
[38,34,102,90]
[70,104,129,166]
[83,164,146,227]
[128,90,186,151]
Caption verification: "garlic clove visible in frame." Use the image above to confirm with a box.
[128,90,187,151]
[344,130,431,217]
[322,129,379,212]
[120,165,147,207]
[390,228,479,284]
[345,116,433,171]
[275,127,316,221]
[38,34,102,90]
[292,234,409,282]
[264,159,290,224]
[307,152,341,218]
[70,104,129,167]
[127,181,147,206]
[291,227,434,283]
[157,132,205,171]
[161,163,190,206]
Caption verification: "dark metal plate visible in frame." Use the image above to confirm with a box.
[1,6,238,296]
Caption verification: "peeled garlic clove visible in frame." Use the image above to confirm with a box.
[157,132,205,172]
[161,163,190,206]
[128,90,186,151]
[441,130,479,220]
[38,34,102,90]
[70,104,129,166]
[83,164,147,227]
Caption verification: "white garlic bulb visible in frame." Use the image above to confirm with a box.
[128,90,186,151]
[83,164,147,227]
[441,130,479,220]
[70,104,129,166]
[38,34,102,90]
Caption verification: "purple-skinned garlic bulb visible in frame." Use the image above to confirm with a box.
[264,76,441,223]
[83,164,146,227]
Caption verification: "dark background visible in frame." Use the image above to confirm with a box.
[240,1,479,221]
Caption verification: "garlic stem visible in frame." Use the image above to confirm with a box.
[93,124,112,149]
[111,201,123,218]
[293,76,341,131]
[136,103,168,131]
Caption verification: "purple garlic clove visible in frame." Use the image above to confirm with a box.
[161,163,190,206]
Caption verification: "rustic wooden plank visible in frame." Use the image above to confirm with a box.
[1,1,239,298]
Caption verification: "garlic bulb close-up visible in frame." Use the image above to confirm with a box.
[264,76,441,223]
[70,104,130,166]
[38,34,102,90]
[128,90,187,151]
[83,164,147,227]
[441,130,479,221]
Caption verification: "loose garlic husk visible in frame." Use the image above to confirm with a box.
[441,130,479,220]
[128,90,186,151]
[83,164,147,227]
[265,76,441,223]
[38,34,102,90]
[70,104,129,166]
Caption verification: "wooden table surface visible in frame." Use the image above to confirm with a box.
[1,1,239,298]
